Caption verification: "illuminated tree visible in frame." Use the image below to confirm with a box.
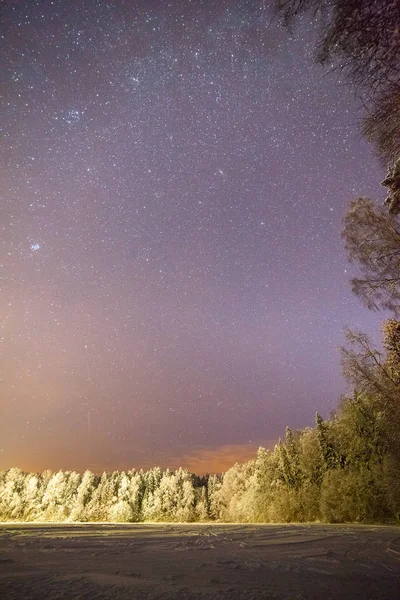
[174,468,196,522]
[21,473,41,520]
[250,447,276,521]
[70,470,96,521]
[129,470,146,522]
[338,324,400,520]
[141,467,163,520]
[297,428,323,519]
[63,471,81,519]
[284,427,302,488]
[0,468,27,521]
[275,440,293,489]
[340,327,399,406]
[315,413,338,472]
[207,474,222,520]
[109,471,134,522]
[41,470,69,521]
[382,318,400,384]
[195,485,209,521]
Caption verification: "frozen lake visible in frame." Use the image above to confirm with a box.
[0,523,399,599]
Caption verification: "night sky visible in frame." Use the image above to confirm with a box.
[1,0,386,475]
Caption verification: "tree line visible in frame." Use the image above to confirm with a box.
[2,317,400,524]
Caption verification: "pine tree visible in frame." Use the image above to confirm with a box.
[284,427,302,488]
[129,470,146,522]
[195,485,209,521]
[207,474,222,521]
[276,440,294,488]
[315,413,338,472]
[108,471,134,522]
[0,468,27,521]
[85,472,107,521]
[41,471,68,521]
[69,470,96,521]
[21,473,41,520]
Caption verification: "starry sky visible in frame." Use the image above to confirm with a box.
[1,0,386,475]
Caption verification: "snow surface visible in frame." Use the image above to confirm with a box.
[0,523,399,599]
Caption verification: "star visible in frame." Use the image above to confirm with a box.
[1,0,385,477]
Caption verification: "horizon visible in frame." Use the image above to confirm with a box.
[1,0,385,475]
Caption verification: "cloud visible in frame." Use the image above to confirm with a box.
[178,441,274,475]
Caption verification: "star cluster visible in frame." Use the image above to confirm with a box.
[1,0,384,474]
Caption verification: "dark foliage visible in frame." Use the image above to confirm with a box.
[342,191,400,313]
[275,0,400,164]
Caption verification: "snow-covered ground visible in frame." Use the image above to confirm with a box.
[0,523,399,599]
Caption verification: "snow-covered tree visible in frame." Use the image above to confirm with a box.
[108,471,134,522]
[69,470,96,521]
[0,468,27,521]
[41,470,69,521]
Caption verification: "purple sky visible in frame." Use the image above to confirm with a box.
[1,0,385,474]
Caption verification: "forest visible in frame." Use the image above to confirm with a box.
[2,0,400,525]
[1,312,400,523]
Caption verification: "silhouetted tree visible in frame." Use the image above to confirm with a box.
[275,0,400,164]
[382,159,400,216]
[342,195,400,313]
[340,327,399,407]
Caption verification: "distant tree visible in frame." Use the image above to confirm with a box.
[297,428,323,519]
[41,470,69,521]
[104,471,122,520]
[108,472,134,523]
[84,472,107,521]
[0,468,29,521]
[108,471,134,523]
[249,447,275,522]
[194,485,209,521]
[214,461,257,522]
[141,467,163,520]
[250,448,282,522]
[21,473,41,520]
[129,470,146,522]
[207,474,223,520]
[275,0,400,164]
[63,472,81,519]
[69,470,96,521]
[145,468,196,522]
[149,469,173,521]
[174,468,196,522]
